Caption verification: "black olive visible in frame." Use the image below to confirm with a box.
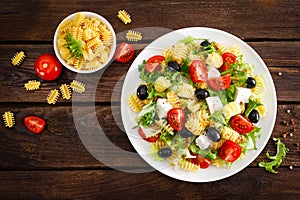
[248,109,260,123]
[158,147,172,158]
[136,85,148,100]
[167,61,180,72]
[246,77,256,88]
[179,127,194,138]
[200,40,211,47]
[195,89,209,99]
[206,127,221,142]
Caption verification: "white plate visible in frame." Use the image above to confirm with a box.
[121,27,277,182]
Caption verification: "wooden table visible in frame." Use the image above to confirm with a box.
[0,0,299,199]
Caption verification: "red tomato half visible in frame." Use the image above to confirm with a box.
[221,52,236,71]
[115,42,135,63]
[219,140,242,162]
[207,75,231,90]
[34,54,62,81]
[138,126,161,143]
[188,154,211,169]
[230,114,254,134]
[145,55,165,73]
[189,60,208,82]
[24,116,46,134]
[167,108,186,131]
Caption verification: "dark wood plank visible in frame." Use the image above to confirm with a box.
[0,42,300,103]
[0,0,299,42]
[0,104,298,169]
[0,168,299,200]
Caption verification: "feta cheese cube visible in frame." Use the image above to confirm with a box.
[156,98,173,119]
[195,135,211,150]
[234,87,252,103]
[206,96,223,114]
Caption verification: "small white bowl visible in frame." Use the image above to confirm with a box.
[53,11,116,73]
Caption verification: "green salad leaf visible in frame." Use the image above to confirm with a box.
[244,98,262,117]
[189,142,217,160]
[258,138,289,173]
[64,32,83,59]
[137,101,156,127]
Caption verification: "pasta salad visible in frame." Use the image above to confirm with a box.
[127,35,267,172]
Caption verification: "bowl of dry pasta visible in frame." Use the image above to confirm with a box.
[53,11,116,73]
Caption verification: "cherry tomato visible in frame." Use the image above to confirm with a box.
[230,114,254,134]
[115,42,135,63]
[188,154,211,169]
[24,116,46,134]
[221,52,236,71]
[167,108,186,131]
[219,140,242,162]
[207,75,231,90]
[34,54,62,81]
[189,60,208,82]
[145,55,165,73]
[138,126,160,143]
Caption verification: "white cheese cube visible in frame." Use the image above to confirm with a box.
[195,135,211,150]
[156,98,173,119]
[206,96,224,114]
[234,87,252,103]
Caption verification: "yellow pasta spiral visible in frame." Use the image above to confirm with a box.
[154,76,171,92]
[167,91,180,108]
[179,160,200,172]
[222,101,242,119]
[155,120,174,135]
[127,94,144,113]
[220,126,240,142]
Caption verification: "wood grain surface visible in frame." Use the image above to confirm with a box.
[0,0,299,199]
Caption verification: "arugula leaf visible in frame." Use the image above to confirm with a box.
[137,101,156,127]
[138,61,174,84]
[240,127,261,150]
[244,98,262,117]
[209,110,226,125]
[179,35,202,44]
[259,138,289,173]
[189,142,217,160]
[64,32,83,59]
[226,85,235,102]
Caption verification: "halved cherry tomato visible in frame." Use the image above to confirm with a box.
[188,154,211,169]
[230,114,254,134]
[34,54,62,81]
[207,75,231,90]
[138,126,160,143]
[24,116,46,134]
[221,52,236,71]
[219,140,242,162]
[167,108,186,131]
[189,60,208,82]
[145,55,165,73]
[115,42,135,63]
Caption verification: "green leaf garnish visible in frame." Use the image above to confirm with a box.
[259,138,289,173]
[64,32,83,60]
